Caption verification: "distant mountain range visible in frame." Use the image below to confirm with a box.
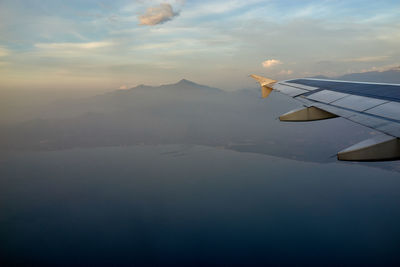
[0,78,374,164]
[2,75,400,171]
[312,67,400,83]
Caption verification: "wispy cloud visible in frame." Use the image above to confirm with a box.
[360,64,400,73]
[278,69,293,75]
[138,3,179,26]
[342,56,389,63]
[0,46,10,57]
[262,59,282,68]
[35,42,113,50]
[181,0,262,18]
[29,41,116,60]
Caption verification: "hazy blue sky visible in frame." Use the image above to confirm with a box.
[0,0,399,91]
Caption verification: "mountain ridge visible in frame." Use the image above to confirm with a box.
[311,67,400,83]
[114,79,221,94]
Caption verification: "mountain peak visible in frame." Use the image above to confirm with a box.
[176,79,198,86]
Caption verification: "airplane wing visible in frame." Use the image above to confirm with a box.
[250,75,400,161]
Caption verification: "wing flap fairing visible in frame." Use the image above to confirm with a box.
[279,106,338,121]
[338,134,400,161]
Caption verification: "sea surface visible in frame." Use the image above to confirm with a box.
[1,145,400,265]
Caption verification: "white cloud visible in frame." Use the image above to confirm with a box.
[138,3,179,26]
[262,59,282,68]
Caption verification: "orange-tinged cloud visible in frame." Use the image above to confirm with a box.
[138,3,179,26]
[262,59,282,68]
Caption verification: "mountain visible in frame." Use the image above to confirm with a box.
[114,79,222,95]
[0,78,373,163]
[312,67,400,83]
[0,79,235,149]
[310,75,330,79]
[20,79,224,120]
[335,68,400,83]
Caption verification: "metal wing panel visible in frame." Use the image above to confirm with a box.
[346,113,390,128]
[311,103,356,118]
[306,90,349,104]
[376,123,400,137]
[293,96,316,106]
[311,103,400,138]
[279,82,320,91]
[331,95,388,112]
[366,102,400,121]
[288,79,400,102]
[273,84,308,97]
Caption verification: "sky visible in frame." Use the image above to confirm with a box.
[0,0,399,91]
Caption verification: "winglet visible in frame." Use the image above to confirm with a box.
[250,74,277,98]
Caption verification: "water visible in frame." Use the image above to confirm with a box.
[1,145,400,265]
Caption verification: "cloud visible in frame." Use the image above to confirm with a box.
[119,85,128,90]
[35,42,113,50]
[30,41,115,59]
[138,3,179,26]
[278,70,293,75]
[342,56,389,63]
[0,46,9,57]
[360,64,400,73]
[181,0,262,18]
[262,59,282,68]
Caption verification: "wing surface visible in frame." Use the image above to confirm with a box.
[251,75,400,161]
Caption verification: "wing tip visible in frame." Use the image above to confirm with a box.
[249,74,277,98]
[249,74,277,85]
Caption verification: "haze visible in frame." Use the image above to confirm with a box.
[2,1,400,265]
